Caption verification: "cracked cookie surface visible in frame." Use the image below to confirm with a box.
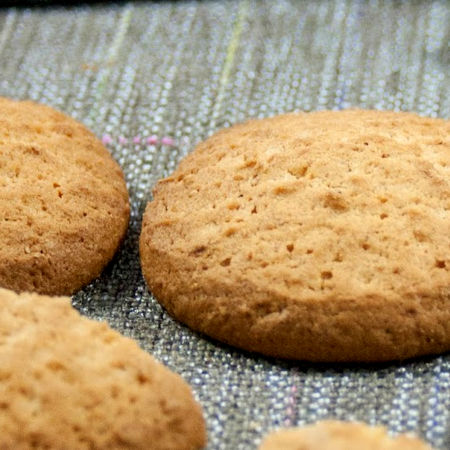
[0,98,129,295]
[259,421,432,450]
[0,288,206,450]
[140,110,450,362]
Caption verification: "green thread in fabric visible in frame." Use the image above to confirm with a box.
[90,5,133,121]
[211,0,249,128]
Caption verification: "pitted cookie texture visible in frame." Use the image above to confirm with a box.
[0,98,129,295]
[140,110,450,362]
[259,421,433,450]
[0,288,206,450]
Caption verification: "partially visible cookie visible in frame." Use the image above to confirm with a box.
[0,98,129,295]
[0,288,206,450]
[259,421,432,450]
[140,110,450,362]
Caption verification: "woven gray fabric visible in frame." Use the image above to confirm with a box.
[0,1,449,449]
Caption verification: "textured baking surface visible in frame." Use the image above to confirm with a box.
[0,98,130,295]
[0,1,448,449]
[140,110,450,362]
[0,288,206,449]
[259,421,433,450]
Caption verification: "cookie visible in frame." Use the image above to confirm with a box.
[0,287,206,449]
[259,421,432,450]
[140,110,450,362]
[0,98,129,295]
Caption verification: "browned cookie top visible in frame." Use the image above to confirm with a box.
[259,421,432,450]
[0,288,206,450]
[140,110,450,362]
[0,98,130,295]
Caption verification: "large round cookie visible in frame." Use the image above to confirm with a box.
[259,421,432,450]
[0,288,206,449]
[140,110,450,362]
[0,98,129,295]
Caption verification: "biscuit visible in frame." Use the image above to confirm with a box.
[0,287,206,449]
[258,421,432,449]
[0,98,129,295]
[140,110,450,362]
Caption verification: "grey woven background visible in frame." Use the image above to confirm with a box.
[0,1,449,448]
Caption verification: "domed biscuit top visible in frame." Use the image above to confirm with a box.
[140,110,450,362]
[259,421,432,450]
[0,288,206,450]
[0,98,129,295]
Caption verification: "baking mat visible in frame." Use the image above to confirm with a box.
[0,1,449,448]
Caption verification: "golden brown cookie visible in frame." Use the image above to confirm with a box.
[0,98,129,295]
[0,287,206,450]
[258,421,432,450]
[140,110,450,362]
